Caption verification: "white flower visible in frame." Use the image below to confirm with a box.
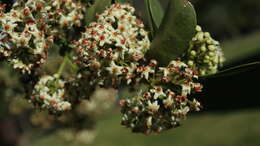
[106,61,123,76]
[9,58,33,74]
[159,67,170,77]
[147,100,160,112]
[171,116,176,122]
[181,84,192,96]
[192,99,201,111]
[122,114,128,121]
[146,116,152,127]
[150,86,166,99]
[167,90,176,98]
[163,97,174,107]
[2,21,18,32]
[180,106,190,115]
[169,60,187,68]
[138,66,154,80]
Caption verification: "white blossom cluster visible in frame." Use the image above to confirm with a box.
[0,1,210,135]
[0,0,83,73]
[186,25,225,75]
[120,60,203,134]
[72,4,204,134]
[31,75,71,113]
[0,3,49,73]
[74,3,150,86]
[76,88,116,116]
[158,60,202,95]
[12,0,84,29]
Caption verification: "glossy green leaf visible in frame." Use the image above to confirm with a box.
[144,0,155,37]
[147,0,164,29]
[85,0,112,25]
[115,0,133,3]
[201,62,260,79]
[222,30,260,65]
[146,0,197,66]
[144,0,164,37]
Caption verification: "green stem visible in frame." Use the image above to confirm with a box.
[56,51,79,77]
[67,57,79,72]
[57,54,69,77]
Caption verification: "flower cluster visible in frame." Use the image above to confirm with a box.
[12,0,84,29]
[75,88,116,116]
[71,4,204,134]
[30,74,71,113]
[120,60,202,134]
[185,25,225,75]
[0,1,214,136]
[45,0,84,28]
[0,0,83,73]
[73,3,150,86]
[0,4,49,73]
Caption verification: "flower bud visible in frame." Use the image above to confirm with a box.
[188,60,194,66]
[200,46,207,52]
[190,50,196,56]
[195,25,202,32]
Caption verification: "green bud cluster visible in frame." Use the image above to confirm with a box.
[185,25,225,76]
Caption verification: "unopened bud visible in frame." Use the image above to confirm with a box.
[190,50,196,56]
[208,45,215,51]
[195,25,202,32]
[197,32,204,41]
[204,32,210,38]
[208,52,215,57]
[200,46,206,52]
[188,60,194,66]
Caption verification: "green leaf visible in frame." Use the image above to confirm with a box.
[201,62,260,79]
[144,0,164,37]
[115,0,133,3]
[222,30,260,65]
[146,0,197,66]
[147,0,164,29]
[85,0,112,25]
[144,0,155,37]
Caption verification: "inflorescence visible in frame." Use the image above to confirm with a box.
[30,74,71,113]
[120,60,202,134]
[0,0,83,73]
[0,2,224,135]
[72,4,204,134]
[73,3,150,87]
[185,25,225,76]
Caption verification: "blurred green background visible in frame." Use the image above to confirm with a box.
[1,0,260,146]
[21,109,260,146]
